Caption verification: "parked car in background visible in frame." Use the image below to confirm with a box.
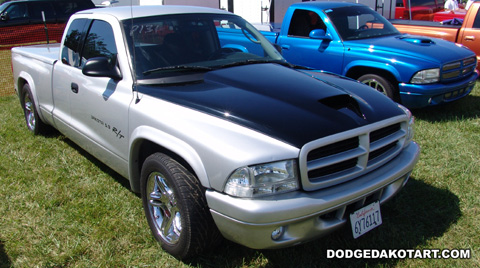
[393,1,480,68]
[395,0,447,20]
[234,2,478,109]
[395,0,468,22]
[0,0,95,47]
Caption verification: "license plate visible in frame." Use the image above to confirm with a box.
[350,201,382,239]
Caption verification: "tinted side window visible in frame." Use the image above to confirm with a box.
[410,0,436,7]
[3,3,28,20]
[473,10,480,28]
[28,1,55,21]
[288,9,326,37]
[55,0,95,19]
[81,20,117,66]
[62,18,89,67]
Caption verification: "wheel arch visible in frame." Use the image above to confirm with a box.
[16,72,42,119]
[129,127,210,193]
[346,65,399,86]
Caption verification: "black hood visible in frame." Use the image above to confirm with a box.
[137,63,404,148]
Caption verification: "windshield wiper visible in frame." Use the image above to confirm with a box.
[220,59,290,69]
[143,65,213,76]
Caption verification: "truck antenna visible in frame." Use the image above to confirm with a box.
[41,11,49,45]
[130,0,140,104]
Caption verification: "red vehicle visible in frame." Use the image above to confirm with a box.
[432,8,467,22]
[395,0,447,20]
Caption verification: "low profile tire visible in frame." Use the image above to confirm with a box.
[358,74,398,102]
[21,83,46,135]
[140,153,221,260]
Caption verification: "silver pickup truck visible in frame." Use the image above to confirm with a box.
[11,5,420,260]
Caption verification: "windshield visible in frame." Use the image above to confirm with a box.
[0,2,9,13]
[324,6,400,40]
[123,13,286,82]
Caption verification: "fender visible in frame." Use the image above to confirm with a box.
[128,125,210,193]
[222,44,249,52]
[16,70,52,124]
[344,59,402,83]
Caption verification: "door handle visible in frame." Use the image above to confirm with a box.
[465,36,475,41]
[71,83,79,94]
[281,44,290,50]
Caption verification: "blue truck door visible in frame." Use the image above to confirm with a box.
[277,9,345,74]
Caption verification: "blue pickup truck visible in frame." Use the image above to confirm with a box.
[221,2,478,109]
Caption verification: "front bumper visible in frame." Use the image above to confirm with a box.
[206,142,420,249]
[398,72,478,109]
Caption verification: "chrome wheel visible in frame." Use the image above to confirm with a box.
[362,78,387,95]
[358,74,397,102]
[141,153,222,259]
[24,93,36,131]
[146,171,182,245]
[21,83,46,135]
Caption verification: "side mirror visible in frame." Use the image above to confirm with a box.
[273,43,283,54]
[0,13,9,21]
[309,29,332,41]
[82,56,122,80]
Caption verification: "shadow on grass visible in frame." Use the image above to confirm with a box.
[412,94,480,123]
[61,138,134,191]
[190,178,461,268]
[0,240,12,268]
[33,126,136,191]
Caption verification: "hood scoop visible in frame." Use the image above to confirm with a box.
[398,35,435,46]
[319,94,366,120]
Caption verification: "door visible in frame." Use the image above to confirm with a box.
[458,8,480,62]
[53,18,132,168]
[276,9,345,74]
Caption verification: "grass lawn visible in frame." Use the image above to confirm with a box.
[0,56,479,266]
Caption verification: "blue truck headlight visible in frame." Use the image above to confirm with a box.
[411,68,440,84]
[225,160,299,198]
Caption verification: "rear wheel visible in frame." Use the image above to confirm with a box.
[140,153,221,260]
[358,74,398,102]
[21,83,47,135]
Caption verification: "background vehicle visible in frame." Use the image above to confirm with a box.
[242,2,477,109]
[392,2,480,67]
[0,0,95,46]
[395,0,447,20]
[11,5,419,259]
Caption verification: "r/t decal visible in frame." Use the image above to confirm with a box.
[91,115,125,139]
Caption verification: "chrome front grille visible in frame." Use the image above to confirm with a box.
[299,116,408,191]
[441,56,477,81]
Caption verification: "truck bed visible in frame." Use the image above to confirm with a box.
[390,19,460,43]
[11,44,60,124]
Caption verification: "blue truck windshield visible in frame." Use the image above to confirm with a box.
[324,6,400,40]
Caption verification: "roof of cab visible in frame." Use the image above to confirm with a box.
[76,5,232,21]
[291,1,362,10]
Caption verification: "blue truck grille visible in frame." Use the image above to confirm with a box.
[299,117,408,191]
[441,56,477,81]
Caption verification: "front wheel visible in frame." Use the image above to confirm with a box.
[358,74,398,102]
[140,153,221,260]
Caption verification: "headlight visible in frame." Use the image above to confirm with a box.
[398,104,415,145]
[411,68,440,84]
[224,160,299,198]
